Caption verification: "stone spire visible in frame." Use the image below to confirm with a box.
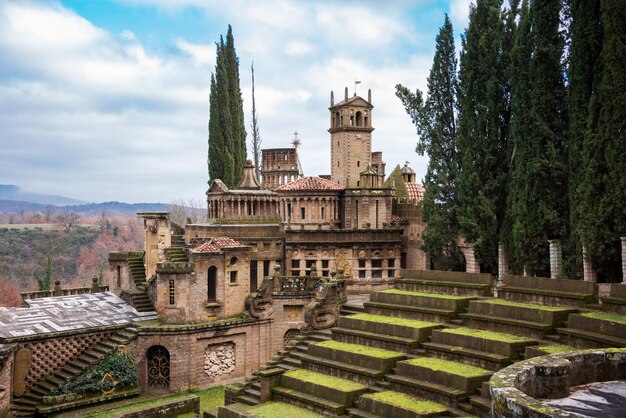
[237,160,261,189]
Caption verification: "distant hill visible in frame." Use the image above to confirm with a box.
[0,185,86,206]
[0,200,168,216]
[0,185,168,216]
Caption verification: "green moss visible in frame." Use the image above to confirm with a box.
[382,289,469,300]
[249,401,325,418]
[348,313,439,329]
[535,344,575,354]
[581,311,626,325]
[315,340,405,359]
[283,369,367,392]
[476,299,569,312]
[362,391,447,414]
[441,327,531,342]
[404,357,491,377]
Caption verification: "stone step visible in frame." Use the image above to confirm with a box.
[469,395,491,415]
[272,386,349,416]
[370,290,474,313]
[387,374,468,406]
[429,328,537,359]
[298,352,386,385]
[339,313,444,341]
[421,342,511,371]
[332,327,422,353]
[365,302,460,323]
[566,312,626,339]
[557,326,626,348]
[395,279,491,297]
[308,340,406,373]
[525,344,575,359]
[279,369,369,407]
[395,357,492,394]
[358,390,449,418]
[466,299,575,326]
[236,394,260,406]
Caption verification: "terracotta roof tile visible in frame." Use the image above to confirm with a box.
[276,176,344,192]
[406,183,425,202]
[192,237,245,253]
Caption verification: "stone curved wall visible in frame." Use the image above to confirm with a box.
[490,348,626,417]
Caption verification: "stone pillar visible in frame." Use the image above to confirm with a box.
[583,245,596,282]
[548,239,563,279]
[621,237,626,283]
[464,246,481,274]
[498,243,508,280]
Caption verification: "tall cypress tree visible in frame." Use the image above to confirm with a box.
[396,15,462,270]
[250,62,262,179]
[456,0,509,274]
[224,25,247,183]
[577,0,626,278]
[207,26,247,188]
[567,0,602,275]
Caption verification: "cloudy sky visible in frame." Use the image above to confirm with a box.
[0,0,472,203]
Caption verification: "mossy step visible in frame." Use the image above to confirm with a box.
[298,352,385,384]
[556,327,626,347]
[395,358,492,393]
[371,290,474,311]
[466,299,575,325]
[570,312,626,337]
[421,342,511,371]
[280,369,368,406]
[525,344,575,358]
[359,390,448,418]
[248,401,326,418]
[332,327,422,352]
[459,313,553,332]
[339,313,443,340]
[431,328,536,357]
[309,340,405,371]
[236,394,260,406]
[272,386,347,415]
[386,374,467,403]
[469,395,491,413]
[364,301,458,322]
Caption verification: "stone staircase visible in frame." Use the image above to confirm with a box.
[122,254,154,313]
[12,327,138,417]
[218,271,626,418]
[165,246,189,263]
[171,234,186,247]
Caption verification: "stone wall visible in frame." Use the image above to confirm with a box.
[0,349,14,417]
[133,319,275,391]
[108,252,134,295]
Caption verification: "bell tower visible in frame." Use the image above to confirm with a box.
[329,87,374,188]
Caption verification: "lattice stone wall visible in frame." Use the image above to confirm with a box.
[204,342,235,378]
[24,332,112,389]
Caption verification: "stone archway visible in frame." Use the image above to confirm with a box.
[147,345,170,389]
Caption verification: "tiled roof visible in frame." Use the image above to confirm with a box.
[276,176,344,192]
[193,237,245,253]
[406,183,425,202]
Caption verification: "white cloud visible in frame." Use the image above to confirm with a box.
[450,0,472,33]
[0,0,441,203]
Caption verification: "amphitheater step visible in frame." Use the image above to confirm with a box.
[459,299,576,339]
[365,290,474,322]
[307,340,406,375]
[357,390,449,418]
[396,270,492,297]
[274,369,369,415]
[557,311,626,348]
[338,313,443,346]
[235,394,260,406]
[525,344,576,359]
[394,357,492,394]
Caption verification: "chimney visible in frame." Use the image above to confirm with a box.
[344,86,348,100]
[368,89,372,103]
[330,91,334,106]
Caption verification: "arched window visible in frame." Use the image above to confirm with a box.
[356,111,363,126]
[208,266,217,302]
[147,345,170,389]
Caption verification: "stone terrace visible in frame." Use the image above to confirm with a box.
[216,271,626,418]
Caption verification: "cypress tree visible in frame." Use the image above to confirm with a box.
[578,0,626,278]
[396,15,462,270]
[224,25,247,184]
[207,27,247,188]
[250,62,262,179]
[567,0,602,275]
[456,0,509,274]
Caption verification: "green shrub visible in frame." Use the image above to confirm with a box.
[54,353,137,395]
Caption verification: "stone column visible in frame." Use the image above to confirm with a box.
[621,237,626,283]
[548,239,562,279]
[464,246,481,274]
[583,245,596,282]
[498,243,508,280]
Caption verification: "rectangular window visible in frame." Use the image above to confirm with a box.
[372,260,383,268]
[287,203,292,220]
[291,270,299,276]
[292,260,300,269]
[358,260,366,268]
[372,259,383,279]
[301,207,306,220]
[230,271,238,284]
[321,260,329,277]
[320,207,325,219]
[359,270,366,278]
[169,279,175,305]
[263,260,270,277]
[116,265,121,287]
[250,260,258,292]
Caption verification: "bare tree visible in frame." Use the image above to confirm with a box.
[56,211,80,232]
[168,199,208,227]
[250,62,262,179]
